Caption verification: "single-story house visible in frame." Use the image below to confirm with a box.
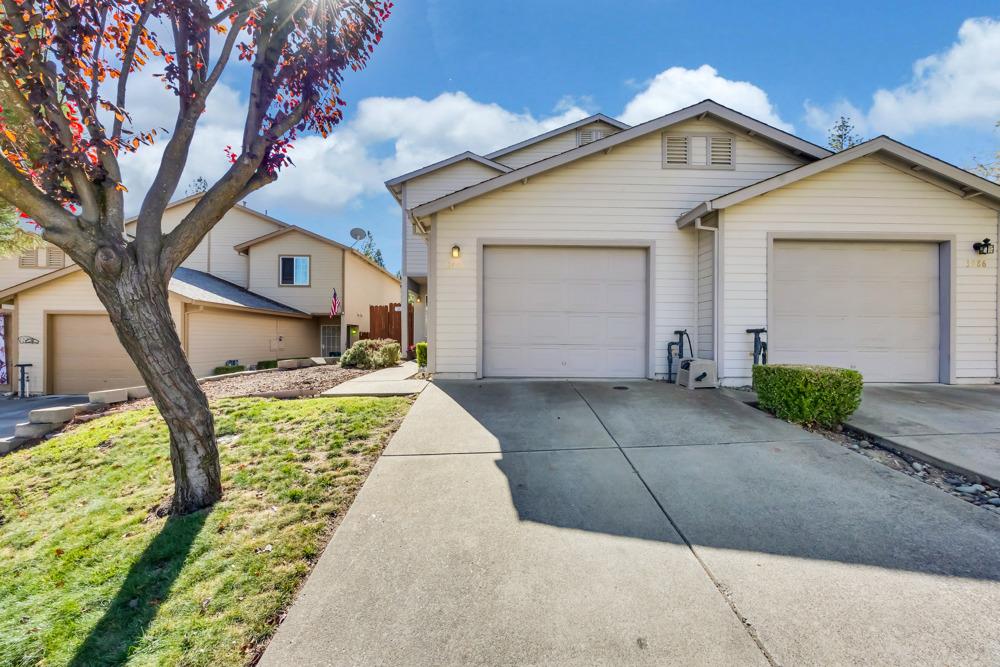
[388,99,1000,386]
[0,195,399,394]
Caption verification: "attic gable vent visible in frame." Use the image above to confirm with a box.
[18,248,37,268]
[577,126,611,146]
[663,135,689,166]
[710,136,734,166]
[663,133,735,169]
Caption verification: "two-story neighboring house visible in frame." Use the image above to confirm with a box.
[0,194,399,394]
[387,99,1000,385]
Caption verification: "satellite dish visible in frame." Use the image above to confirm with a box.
[350,227,366,241]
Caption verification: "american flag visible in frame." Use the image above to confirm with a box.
[330,289,341,318]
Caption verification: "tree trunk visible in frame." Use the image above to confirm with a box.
[90,256,221,514]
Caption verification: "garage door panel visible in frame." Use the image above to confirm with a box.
[771,241,939,382]
[51,314,144,394]
[483,247,647,378]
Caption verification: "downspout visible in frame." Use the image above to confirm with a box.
[400,185,409,357]
[996,210,999,383]
[694,216,719,371]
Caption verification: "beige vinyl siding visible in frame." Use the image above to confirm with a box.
[430,118,805,377]
[495,122,623,169]
[245,232,344,314]
[185,309,316,377]
[125,200,281,287]
[0,243,76,291]
[720,155,998,384]
[344,251,401,333]
[404,161,502,276]
[697,227,714,360]
[11,270,183,394]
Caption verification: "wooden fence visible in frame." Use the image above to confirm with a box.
[365,303,414,350]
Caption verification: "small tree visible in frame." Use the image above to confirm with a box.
[361,229,384,267]
[972,121,999,183]
[827,116,864,152]
[0,0,390,513]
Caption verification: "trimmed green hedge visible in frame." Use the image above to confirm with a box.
[212,365,246,375]
[415,341,428,369]
[256,360,278,370]
[340,338,400,369]
[753,364,863,428]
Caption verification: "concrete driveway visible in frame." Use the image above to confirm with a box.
[262,380,1000,666]
[848,384,1000,486]
[0,394,85,438]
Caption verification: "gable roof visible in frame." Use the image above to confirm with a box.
[384,151,513,196]
[409,99,832,220]
[233,224,400,283]
[484,113,630,161]
[124,192,290,230]
[675,135,1000,228]
[0,264,310,318]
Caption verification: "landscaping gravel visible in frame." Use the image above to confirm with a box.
[817,427,1000,513]
[115,365,369,411]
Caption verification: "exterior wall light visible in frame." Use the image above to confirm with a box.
[451,244,461,258]
[973,238,995,255]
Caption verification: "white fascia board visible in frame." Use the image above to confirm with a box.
[384,152,511,189]
[484,113,631,160]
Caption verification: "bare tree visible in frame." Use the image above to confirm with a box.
[0,0,391,513]
[828,116,864,152]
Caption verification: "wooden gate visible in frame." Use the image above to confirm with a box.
[367,303,414,349]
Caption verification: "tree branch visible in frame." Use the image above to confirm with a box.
[111,1,154,141]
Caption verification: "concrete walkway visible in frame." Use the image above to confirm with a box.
[321,361,427,397]
[263,380,1000,666]
[847,384,1000,486]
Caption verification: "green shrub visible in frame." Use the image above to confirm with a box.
[212,364,246,375]
[340,338,401,369]
[256,360,278,370]
[415,341,428,368]
[753,364,863,428]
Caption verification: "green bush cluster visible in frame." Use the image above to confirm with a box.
[212,364,246,375]
[255,359,278,370]
[415,341,428,368]
[753,364,863,428]
[340,338,401,369]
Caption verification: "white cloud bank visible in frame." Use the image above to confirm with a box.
[806,17,1000,136]
[619,65,793,131]
[117,65,795,217]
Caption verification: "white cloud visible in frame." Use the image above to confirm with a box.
[806,17,1000,136]
[619,64,793,131]
[118,87,589,214]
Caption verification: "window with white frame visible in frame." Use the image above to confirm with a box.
[279,255,310,286]
[662,133,734,169]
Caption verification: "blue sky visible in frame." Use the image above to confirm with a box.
[122,1,1000,274]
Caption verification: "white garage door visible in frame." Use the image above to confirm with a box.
[770,241,940,382]
[483,246,647,377]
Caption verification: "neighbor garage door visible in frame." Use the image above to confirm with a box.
[483,246,647,377]
[50,314,143,394]
[770,240,940,382]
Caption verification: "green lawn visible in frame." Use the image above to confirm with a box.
[0,396,410,666]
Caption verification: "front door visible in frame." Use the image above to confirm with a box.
[320,324,341,357]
